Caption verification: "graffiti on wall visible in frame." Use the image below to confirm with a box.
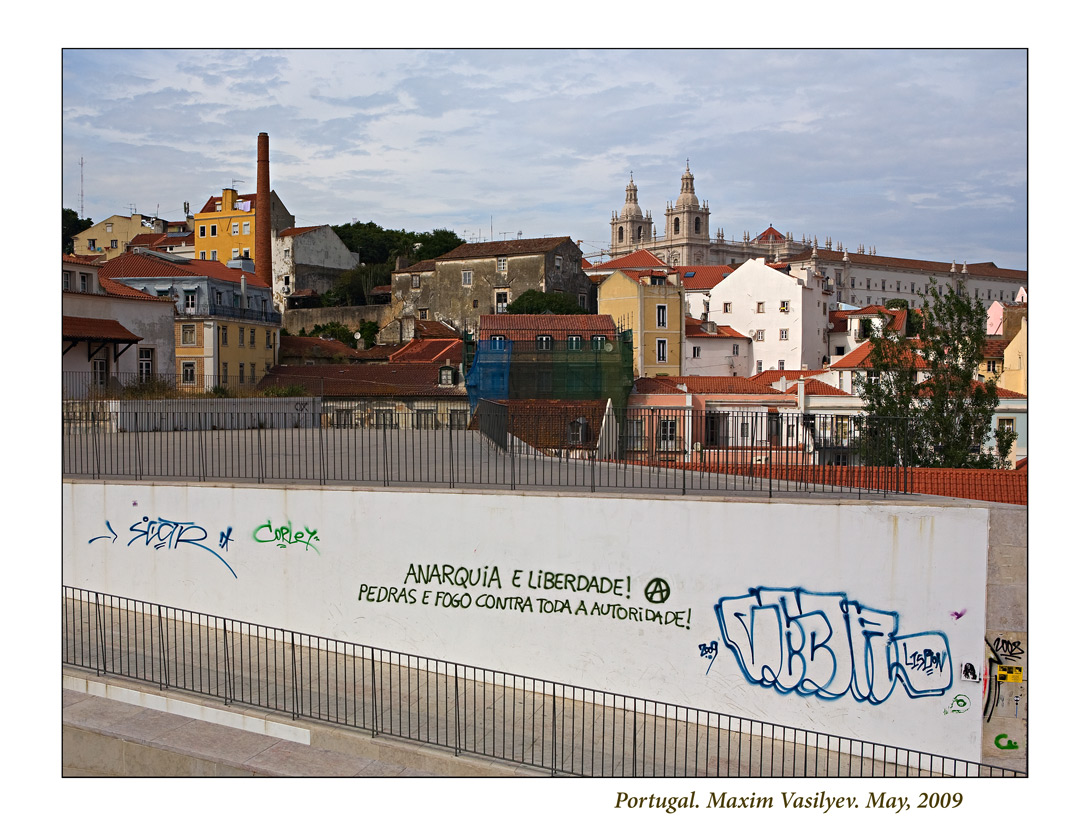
[88,514,323,580]
[355,563,693,630]
[713,587,952,704]
[984,635,1025,723]
[90,516,238,578]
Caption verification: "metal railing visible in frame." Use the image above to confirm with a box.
[62,385,914,497]
[62,586,1024,778]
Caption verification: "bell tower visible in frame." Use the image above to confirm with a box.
[663,161,710,266]
[609,174,653,257]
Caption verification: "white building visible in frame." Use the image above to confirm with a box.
[273,225,360,311]
[706,257,832,375]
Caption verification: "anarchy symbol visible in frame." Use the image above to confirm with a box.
[644,578,671,604]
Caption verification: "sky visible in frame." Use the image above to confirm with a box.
[61,48,1028,269]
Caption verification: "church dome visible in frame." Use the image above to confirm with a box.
[620,174,644,219]
[675,161,699,208]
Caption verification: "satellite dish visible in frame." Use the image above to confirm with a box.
[353,331,361,340]
[604,342,614,352]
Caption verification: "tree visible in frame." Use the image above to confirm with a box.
[858,278,1015,469]
[503,290,588,315]
[63,207,93,254]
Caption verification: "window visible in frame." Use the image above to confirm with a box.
[438,366,455,386]
[105,223,113,233]
[568,418,589,445]
[756,302,765,313]
[80,273,88,293]
[375,409,398,429]
[695,217,702,233]
[987,359,998,373]
[659,419,677,450]
[617,227,625,242]
[250,328,256,347]
[110,239,118,249]
[568,335,583,350]
[732,343,740,356]
[472,299,479,309]
[411,274,421,289]
[673,217,680,234]
[231,248,239,259]
[998,418,1015,434]
[450,410,469,430]
[497,257,507,272]
[87,238,97,250]
[780,300,790,313]
[182,324,196,345]
[592,335,607,351]
[239,327,245,346]
[63,271,71,291]
[221,362,228,384]
[184,290,196,312]
[656,339,667,363]
[138,349,154,381]
[210,225,218,237]
[414,410,438,430]
[756,360,763,372]
[266,330,272,349]
[250,363,256,384]
[835,345,845,356]
[656,305,667,328]
[490,335,506,350]
[578,293,587,309]
[462,269,473,286]
[243,221,250,235]
[754,330,765,341]
[239,363,245,384]
[219,325,227,345]
[419,308,429,320]
[626,419,646,451]
[284,276,291,291]
[537,335,553,351]
[779,329,789,340]
[200,251,207,260]
[723,302,732,313]
[650,275,666,286]
[778,360,786,370]
[692,346,701,358]
[555,255,562,269]
[199,226,206,237]
[182,361,196,385]
[495,291,509,313]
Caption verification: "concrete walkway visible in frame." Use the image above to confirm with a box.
[63,671,548,777]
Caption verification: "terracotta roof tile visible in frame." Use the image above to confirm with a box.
[782,248,1027,283]
[828,340,928,371]
[685,317,748,338]
[491,399,610,450]
[278,226,324,238]
[752,369,825,385]
[675,265,735,290]
[98,251,271,289]
[62,316,141,342]
[258,363,465,398]
[389,339,463,363]
[585,249,668,271]
[278,336,368,361]
[633,375,786,395]
[478,314,617,340]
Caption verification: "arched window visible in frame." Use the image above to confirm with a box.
[636,226,642,241]
[695,217,702,233]
[618,227,624,242]
[673,217,680,234]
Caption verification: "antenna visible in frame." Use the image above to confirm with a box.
[79,157,85,219]
[232,179,244,190]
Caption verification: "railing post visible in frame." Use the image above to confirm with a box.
[290,632,299,720]
[94,591,107,676]
[448,421,455,488]
[551,685,558,776]
[453,664,461,756]
[157,604,168,690]
[222,620,234,706]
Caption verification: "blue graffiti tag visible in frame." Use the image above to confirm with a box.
[90,516,237,579]
[713,587,951,704]
[699,641,719,675]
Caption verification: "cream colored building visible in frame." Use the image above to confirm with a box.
[72,214,168,261]
[596,269,685,377]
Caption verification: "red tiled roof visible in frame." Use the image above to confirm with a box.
[478,314,617,340]
[258,363,465,398]
[828,340,928,371]
[753,225,786,243]
[98,252,271,289]
[751,369,825,385]
[278,226,323,238]
[96,277,172,301]
[63,254,103,266]
[278,336,368,362]
[828,310,851,333]
[390,339,463,363]
[633,376,787,395]
[197,193,257,214]
[392,259,437,274]
[126,233,168,248]
[674,265,734,290]
[781,248,1027,283]
[436,237,573,260]
[62,316,141,342]
[356,344,402,361]
[492,399,610,450]
[585,249,668,271]
[792,378,852,397]
[982,339,1011,359]
[848,305,908,334]
[413,319,460,339]
[684,318,748,339]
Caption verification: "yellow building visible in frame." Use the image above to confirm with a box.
[595,269,685,377]
[72,214,167,261]
[193,188,294,263]
[998,317,1028,396]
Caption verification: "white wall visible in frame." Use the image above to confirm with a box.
[63,481,990,763]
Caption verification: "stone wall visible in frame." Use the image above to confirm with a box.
[283,304,393,336]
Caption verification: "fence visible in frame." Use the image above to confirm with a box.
[62,586,1023,778]
[62,387,914,497]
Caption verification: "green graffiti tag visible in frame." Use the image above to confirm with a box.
[253,519,320,554]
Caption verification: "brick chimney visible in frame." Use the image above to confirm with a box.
[255,132,272,288]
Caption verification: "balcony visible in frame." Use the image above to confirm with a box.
[178,302,282,326]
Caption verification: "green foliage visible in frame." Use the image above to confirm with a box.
[503,290,588,315]
[262,384,308,397]
[858,277,1015,469]
[358,320,379,348]
[63,207,93,254]
[119,375,179,399]
[299,322,356,347]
